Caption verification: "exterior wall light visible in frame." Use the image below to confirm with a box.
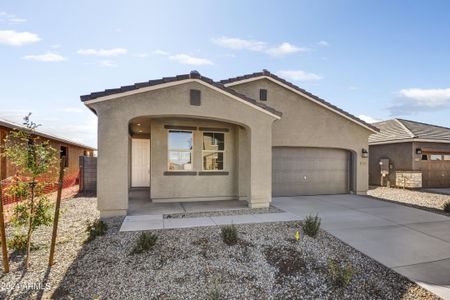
[416,148,422,154]
[362,148,369,158]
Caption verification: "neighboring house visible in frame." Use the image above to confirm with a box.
[81,70,378,217]
[0,118,95,181]
[369,119,450,188]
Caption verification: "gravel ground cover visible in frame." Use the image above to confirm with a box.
[164,206,283,219]
[0,196,439,300]
[368,186,450,215]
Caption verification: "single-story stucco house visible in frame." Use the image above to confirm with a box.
[369,118,450,188]
[81,70,378,217]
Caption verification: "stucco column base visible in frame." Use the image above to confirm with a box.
[100,209,127,218]
[248,202,270,209]
[356,191,367,195]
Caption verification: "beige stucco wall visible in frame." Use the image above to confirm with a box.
[150,118,238,201]
[88,80,277,217]
[229,78,374,194]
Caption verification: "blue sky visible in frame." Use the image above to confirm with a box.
[1,1,450,147]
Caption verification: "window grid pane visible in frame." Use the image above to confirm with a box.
[202,132,225,170]
[168,130,193,171]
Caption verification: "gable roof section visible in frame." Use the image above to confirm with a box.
[220,70,379,133]
[369,119,450,144]
[80,71,282,119]
[0,118,95,150]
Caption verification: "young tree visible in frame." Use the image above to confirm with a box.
[3,114,57,269]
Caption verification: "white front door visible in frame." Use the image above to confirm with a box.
[131,138,150,187]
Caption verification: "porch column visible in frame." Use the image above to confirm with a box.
[96,112,129,217]
[248,124,273,208]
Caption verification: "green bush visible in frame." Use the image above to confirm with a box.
[131,232,158,254]
[8,233,29,253]
[85,219,108,243]
[302,214,321,238]
[328,258,353,288]
[443,201,450,213]
[221,224,238,246]
[207,279,221,300]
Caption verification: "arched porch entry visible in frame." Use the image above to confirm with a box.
[127,116,254,213]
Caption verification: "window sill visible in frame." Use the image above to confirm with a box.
[164,171,197,176]
[198,171,229,176]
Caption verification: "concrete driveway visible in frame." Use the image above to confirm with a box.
[272,194,450,300]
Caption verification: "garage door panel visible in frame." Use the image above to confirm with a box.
[273,147,349,196]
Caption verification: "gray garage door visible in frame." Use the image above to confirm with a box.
[273,147,350,196]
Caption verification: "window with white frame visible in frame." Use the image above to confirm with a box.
[168,130,193,170]
[202,132,225,170]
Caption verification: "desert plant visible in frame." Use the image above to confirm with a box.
[207,279,221,300]
[131,232,158,254]
[85,219,108,243]
[328,258,353,288]
[221,224,238,246]
[7,233,29,253]
[443,201,450,213]
[3,114,58,268]
[302,214,321,238]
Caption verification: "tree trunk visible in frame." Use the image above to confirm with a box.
[24,180,36,270]
[0,180,9,273]
[48,157,65,266]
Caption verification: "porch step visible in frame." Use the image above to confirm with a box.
[119,212,300,232]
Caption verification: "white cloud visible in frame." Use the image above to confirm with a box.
[211,37,266,51]
[318,40,329,47]
[0,30,40,46]
[135,53,149,58]
[152,49,170,56]
[98,60,117,67]
[358,114,381,123]
[398,88,450,107]
[23,52,67,62]
[50,44,62,49]
[389,88,450,115]
[77,48,128,56]
[266,42,308,56]
[0,12,27,24]
[169,54,213,65]
[276,70,323,81]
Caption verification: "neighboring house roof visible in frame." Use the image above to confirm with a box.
[0,118,96,150]
[220,70,379,133]
[80,71,282,118]
[369,118,450,145]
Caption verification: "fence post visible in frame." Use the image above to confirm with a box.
[48,156,65,266]
[0,179,9,273]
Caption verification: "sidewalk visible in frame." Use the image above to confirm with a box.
[120,212,300,231]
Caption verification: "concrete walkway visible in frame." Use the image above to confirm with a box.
[272,194,450,300]
[120,212,300,231]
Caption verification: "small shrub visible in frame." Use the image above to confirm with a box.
[131,232,158,254]
[328,258,353,288]
[207,279,221,300]
[7,234,29,253]
[443,201,450,213]
[221,224,238,246]
[86,219,108,243]
[302,214,321,238]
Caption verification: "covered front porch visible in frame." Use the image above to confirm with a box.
[128,188,248,216]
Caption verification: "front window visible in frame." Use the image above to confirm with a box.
[430,154,442,161]
[202,132,224,170]
[168,130,193,170]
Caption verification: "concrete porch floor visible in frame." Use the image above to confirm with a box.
[128,188,248,216]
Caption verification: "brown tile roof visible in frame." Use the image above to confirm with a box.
[220,69,379,132]
[0,118,96,150]
[370,119,450,144]
[80,71,282,117]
